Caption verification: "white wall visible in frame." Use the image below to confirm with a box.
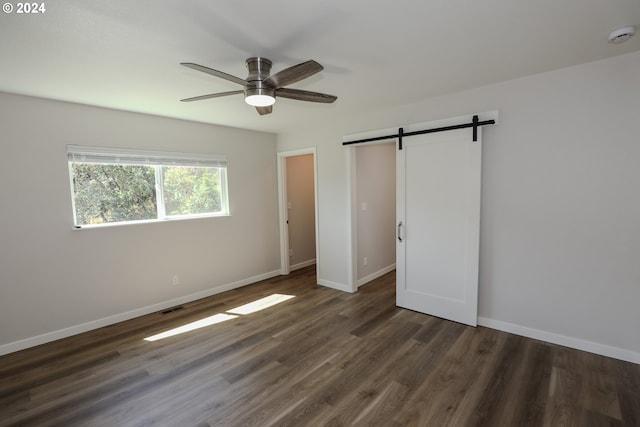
[0,93,279,353]
[278,51,640,363]
[356,142,395,285]
[286,154,316,269]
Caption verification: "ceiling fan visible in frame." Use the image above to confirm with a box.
[180,57,337,115]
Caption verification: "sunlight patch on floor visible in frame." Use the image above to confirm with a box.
[144,294,296,342]
[144,313,237,341]
[227,293,295,315]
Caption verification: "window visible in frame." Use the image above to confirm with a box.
[67,145,229,227]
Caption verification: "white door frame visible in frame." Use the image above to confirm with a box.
[277,148,319,275]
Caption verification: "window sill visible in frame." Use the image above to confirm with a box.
[72,213,231,230]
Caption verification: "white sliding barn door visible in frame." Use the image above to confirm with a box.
[396,128,481,326]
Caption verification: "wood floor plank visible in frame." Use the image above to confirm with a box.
[456,332,528,426]
[1,267,638,427]
[406,327,501,426]
[615,361,640,426]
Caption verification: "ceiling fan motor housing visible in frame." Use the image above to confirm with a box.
[244,57,275,98]
[245,57,272,81]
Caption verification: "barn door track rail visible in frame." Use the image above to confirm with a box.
[342,115,495,149]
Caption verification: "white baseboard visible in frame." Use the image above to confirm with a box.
[478,316,640,364]
[357,264,396,288]
[290,259,316,271]
[318,278,354,293]
[0,269,281,357]
[7,272,636,365]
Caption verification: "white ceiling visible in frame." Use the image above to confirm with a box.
[1,0,639,134]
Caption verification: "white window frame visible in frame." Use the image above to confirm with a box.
[67,145,229,229]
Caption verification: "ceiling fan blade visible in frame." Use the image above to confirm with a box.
[263,60,323,88]
[255,105,273,115]
[181,63,248,87]
[276,88,337,103]
[180,90,244,102]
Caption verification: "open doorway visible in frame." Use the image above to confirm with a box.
[352,141,396,288]
[277,149,318,276]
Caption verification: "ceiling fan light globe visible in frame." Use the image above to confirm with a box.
[245,94,276,107]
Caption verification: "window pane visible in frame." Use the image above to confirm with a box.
[162,166,222,216]
[71,163,157,225]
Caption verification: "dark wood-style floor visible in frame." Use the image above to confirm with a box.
[1,266,638,426]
